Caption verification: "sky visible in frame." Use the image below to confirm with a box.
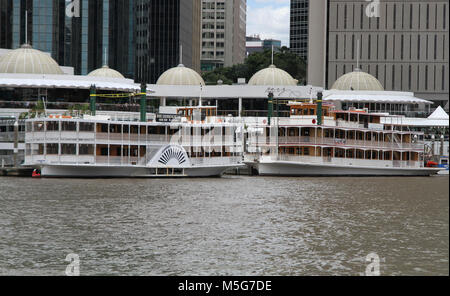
[246,0,290,46]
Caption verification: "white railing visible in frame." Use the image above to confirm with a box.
[263,154,423,169]
[189,156,242,167]
[336,120,364,129]
[247,136,424,151]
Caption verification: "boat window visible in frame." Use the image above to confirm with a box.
[46,143,59,155]
[33,122,44,132]
[61,144,76,155]
[38,144,44,155]
[130,125,139,134]
[148,126,166,135]
[97,124,108,133]
[303,147,309,155]
[109,124,121,134]
[46,121,59,131]
[79,144,94,155]
[99,146,108,156]
[80,122,94,132]
[130,146,139,157]
[62,121,77,131]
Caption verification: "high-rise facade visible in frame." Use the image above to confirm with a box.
[0,0,13,49]
[1,0,135,77]
[135,0,201,83]
[308,0,449,106]
[289,0,309,61]
[200,0,246,72]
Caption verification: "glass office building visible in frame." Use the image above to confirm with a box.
[135,0,201,84]
[1,0,202,83]
[290,0,309,61]
[2,0,135,78]
[0,0,13,49]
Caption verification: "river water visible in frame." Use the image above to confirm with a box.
[0,175,448,276]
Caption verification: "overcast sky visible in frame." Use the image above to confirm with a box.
[246,0,290,46]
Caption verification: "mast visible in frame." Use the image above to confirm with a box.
[25,10,28,44]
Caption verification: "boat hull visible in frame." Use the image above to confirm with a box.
[256,161,441,176]
[38,164,242,178]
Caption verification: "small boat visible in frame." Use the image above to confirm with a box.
[32,169,41,178]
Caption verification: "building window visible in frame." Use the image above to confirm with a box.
[353,4,355,29]
[392,65,395,89]
[434,65,437,90]
[401,35,404,60]
[336,35,339,59]
[417,65,420,90]
[442,65,445,90]
[435,5,438,29]
[400,65,403,90]
[401,4,404,29]
[351,35,354,60]
[336,4,339,28]
[417,35,420,60]
[409,35,412,60]
[410,4,413,29]
[425,65,428,90]
[408,65,412,90]
[360,4,363,29]
[443,36,446,60]
[434,35,437,60]
[393,4,397,29]
[343,35,346,59]
[444,3,447,29]
[392,35,396,59]
[344,5,347,29]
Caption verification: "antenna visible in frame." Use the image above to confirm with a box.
[271,45,274,65]
[180,44,183,65]
[104,47,107,66]
[25,10,27,44]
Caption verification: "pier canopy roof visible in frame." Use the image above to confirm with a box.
[146,84,323,99]
[428,106,449,120]
[323,90,433,105]
[156,64,205,86]
[331,68,384,91]
[88,65,125,79]
[380,116,449,128]
[248,64,297,86]
[0,73,139,92]
[0,44,64,75]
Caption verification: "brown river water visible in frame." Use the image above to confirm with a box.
[0,175,448,275]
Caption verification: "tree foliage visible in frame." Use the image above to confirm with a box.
[202,47,307,85]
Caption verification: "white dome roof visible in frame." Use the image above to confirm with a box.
[0,44,64,75]
[156,64,205,86]
[87,65,125,79]
[248,64,296,86]
[331,68,384,91]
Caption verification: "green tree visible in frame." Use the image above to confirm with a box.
[202,47,307,85]
[27,99,46,118]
